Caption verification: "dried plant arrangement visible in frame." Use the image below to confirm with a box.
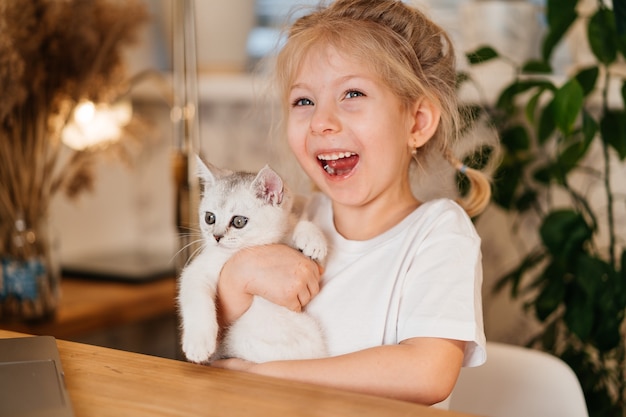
[0,0,149,319]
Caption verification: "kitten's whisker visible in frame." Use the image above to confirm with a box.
[178,228,202,238]
[177,243,206,269]
[177,238,203,254]
[172,239,204,263]
[178,234,202,242]
[184,245,205,267]
[177,225,200,232]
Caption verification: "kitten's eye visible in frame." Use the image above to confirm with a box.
[205,212,216,225]
[344,90,364,99]
[230,216,248,229]
[293,97,314,107]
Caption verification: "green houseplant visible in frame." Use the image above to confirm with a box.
[464,0,626,415]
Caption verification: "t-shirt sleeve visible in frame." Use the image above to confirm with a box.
[397,203,486,367]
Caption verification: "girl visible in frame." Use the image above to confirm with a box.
[213,0,493,406]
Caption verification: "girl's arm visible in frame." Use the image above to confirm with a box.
[215,244,465,405]
[212,337,466,405]
[217,244,323,326]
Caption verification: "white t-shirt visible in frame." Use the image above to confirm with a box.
[304,193,486,367]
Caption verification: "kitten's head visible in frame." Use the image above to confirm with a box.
[196,157,293,251]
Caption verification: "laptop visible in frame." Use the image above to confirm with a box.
[0,336,75,417]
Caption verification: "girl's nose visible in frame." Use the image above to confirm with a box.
[310,104,340,135]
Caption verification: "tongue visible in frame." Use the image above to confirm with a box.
[326,154,359,175]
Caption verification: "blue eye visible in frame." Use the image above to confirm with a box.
[293,97,314,107]
[205,212,216,225]
[345,90,364,99]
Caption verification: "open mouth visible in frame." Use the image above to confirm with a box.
[317,152,359,176]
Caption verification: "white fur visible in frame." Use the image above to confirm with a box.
[178,159,328,363]
[293,220,328,261]
[220,297,327,362]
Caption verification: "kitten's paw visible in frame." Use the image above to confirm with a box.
[292,220,327,261]
[181,324,218,364]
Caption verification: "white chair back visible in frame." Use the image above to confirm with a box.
[448,342,589,417]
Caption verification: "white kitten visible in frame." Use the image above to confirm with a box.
[178,157,328,364]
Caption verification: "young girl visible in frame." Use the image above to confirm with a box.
[213,0,492,406]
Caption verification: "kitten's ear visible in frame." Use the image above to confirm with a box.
[252,165,284,206]
[196,156,216,185]
[196,155,231,186]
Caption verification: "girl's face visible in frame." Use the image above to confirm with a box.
[287,46,428,212]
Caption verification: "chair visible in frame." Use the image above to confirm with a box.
[448,342,589,417]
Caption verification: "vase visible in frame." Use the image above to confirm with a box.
[0,215,60,321]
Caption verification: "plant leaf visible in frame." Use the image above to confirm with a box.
[620,249,626,310]
[538,100,556,144]
[525,90,542,124]
[617,0,626,58]
[522,60,552,74]
[577,255,624,350]
[501,125,530,152]
[617,0,626,35]
[564,284,594,341]
[540,210,592,259]
[496,79,555,115]
[588,8,618,65]
[558,112,595,172]
[533,164,553,185]
[574,254,606,299]
[543,0,578,61]
[553,79,583,135]
[622,249,626,284]
[515,189,538,212]
[600,110,626,160]
[492,160,523,209]
[619,33,626,58]
[581,110,599,146]
[535,263,566,321]
[574,66,599,96]
[592,311,623,352]
[559,142,587,174]
[466,46,499,65]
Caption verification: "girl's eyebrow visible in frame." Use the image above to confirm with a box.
[290,75,373,92]
[289,82,308,92]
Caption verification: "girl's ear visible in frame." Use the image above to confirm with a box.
[407,97,441,149]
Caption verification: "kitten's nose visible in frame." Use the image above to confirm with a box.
[213,234,223,242]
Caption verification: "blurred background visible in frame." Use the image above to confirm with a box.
[44,0,599,355]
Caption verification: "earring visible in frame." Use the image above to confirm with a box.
[411,147,419,165]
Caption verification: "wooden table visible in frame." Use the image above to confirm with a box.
[0,330,477,417]
[0,276,177,338]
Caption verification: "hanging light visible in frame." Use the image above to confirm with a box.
[62,99,132,150]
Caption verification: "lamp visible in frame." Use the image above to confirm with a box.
[62,100,133,151]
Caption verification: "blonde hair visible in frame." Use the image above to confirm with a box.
[275,0,493,217]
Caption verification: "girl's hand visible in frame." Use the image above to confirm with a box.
[211,339,466,405]
[211,358,255,372]
[217,244,323,325]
